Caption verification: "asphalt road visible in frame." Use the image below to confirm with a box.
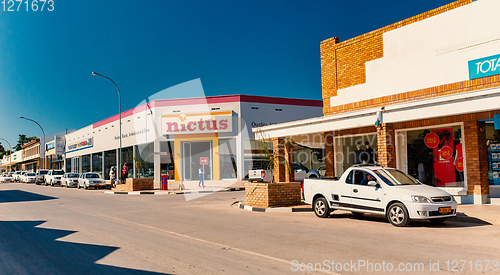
[1,182,499,275]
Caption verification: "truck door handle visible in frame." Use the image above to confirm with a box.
[353,189,358,193]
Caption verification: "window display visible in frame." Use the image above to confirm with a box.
[406,125,464,187]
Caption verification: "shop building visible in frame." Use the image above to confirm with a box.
[64,95,322,188]
[255,0,500,204]
[19,139,42,172]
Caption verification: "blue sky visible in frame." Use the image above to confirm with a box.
[0,0,456,147]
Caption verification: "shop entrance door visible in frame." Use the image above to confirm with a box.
[182,141,212,181]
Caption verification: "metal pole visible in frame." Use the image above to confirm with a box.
[0,138,12,172]
[19,117,46,170]
[92,72,122,181]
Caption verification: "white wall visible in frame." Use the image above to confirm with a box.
[331,0,500,106]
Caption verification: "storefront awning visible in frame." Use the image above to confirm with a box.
[254,86,500,140]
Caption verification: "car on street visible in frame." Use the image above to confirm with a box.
[303,164,458,227]
[78,173,109,190]
[22,172,37,184]
[0,173,14,183]
[45,169,65,186]
[18,172,29,183]
[13,171,22,182]
[61,173,79,188]
[35,170,49,185]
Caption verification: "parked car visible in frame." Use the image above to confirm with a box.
[0,173,14,183]
[61,173,80,188]
[303,164,457,227]
[13,171,22,182]
[45,169,65,186]
[248,162,320,182]
[18,172,28,183]
[78,173,109,190]
[35,170,49,185]
[23,172,37,184]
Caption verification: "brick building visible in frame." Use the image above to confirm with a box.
[256,0,500,204]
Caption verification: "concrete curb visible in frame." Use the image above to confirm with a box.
[237,202,312,213]
[104,187,244,195]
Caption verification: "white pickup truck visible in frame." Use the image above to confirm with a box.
[248,163,320,182]
[303,164,457,227]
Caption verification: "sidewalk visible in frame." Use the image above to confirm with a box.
[105,179,246,195]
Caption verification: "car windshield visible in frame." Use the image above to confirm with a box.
[27,173,35,176]
[374,169,420,186]
[53,171,64,175]
[86,174,100,179]
[67,173,79,178]
[39,171,48,175]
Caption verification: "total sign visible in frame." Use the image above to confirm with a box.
[162,111,233,135]
[469,54,500,80]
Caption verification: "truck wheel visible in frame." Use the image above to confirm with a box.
[387,203,410,227]
[313,197,330,218]
[429,218,447,224]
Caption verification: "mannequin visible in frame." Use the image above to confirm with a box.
[364,141,375,164]
[354,144,364,164]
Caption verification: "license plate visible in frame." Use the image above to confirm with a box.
[439,207,451,214]
[96,184,100,186]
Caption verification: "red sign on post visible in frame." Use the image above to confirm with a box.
[424,132,439,148]
[200,157,209,165]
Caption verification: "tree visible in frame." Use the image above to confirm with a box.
[15,134,37,151]
[254,129,293,183]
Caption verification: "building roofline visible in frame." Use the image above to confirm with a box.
[92,94,322,129]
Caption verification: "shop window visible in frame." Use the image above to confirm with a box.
[406,125,464,187]
[219,139,237,179]
[160,141,175,179]
[104,149,116,180]
[335,134,377,176]
[81,155,91,173]
[92,153,103,176]
[66,158,72,173]
[486,123,500,185]
[134,142,154,178]
[120,147,133,179]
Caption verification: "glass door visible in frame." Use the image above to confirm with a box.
[182,141,212,181]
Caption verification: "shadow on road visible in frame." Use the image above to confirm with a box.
[328,212,491,228]
[0,220,170,274]
[0,190,57,203]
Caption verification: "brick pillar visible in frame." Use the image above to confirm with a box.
[377,123,396,168]
[272,137,294,183]
[464,120,489,197]
[324,131,335,177]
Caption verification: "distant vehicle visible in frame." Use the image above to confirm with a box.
[303,164,458,227]
[18,172,28,183]
[35,170,49,185]
[61,173,79,188]
[0,173,14,183]
[23,172,36,184]
[78,173,109,190]
[317,166,326,178]
[13,171,22,182]
[45,169,65,186]
[248,163,320,183]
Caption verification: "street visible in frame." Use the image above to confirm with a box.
[1,183,499,275]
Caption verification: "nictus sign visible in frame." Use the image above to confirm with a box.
[469,54,500,80]
[162,111,232,135]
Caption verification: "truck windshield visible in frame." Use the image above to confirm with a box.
[374,169,420,186]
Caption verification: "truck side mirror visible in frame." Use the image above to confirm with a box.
[367,181,379,187]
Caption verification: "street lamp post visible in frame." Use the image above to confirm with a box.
[19,116,46,170]
[0,138,12,172]
[92,72,122,182]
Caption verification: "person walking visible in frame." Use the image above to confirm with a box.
[109,166,116,188]
[121,163,129,185]
[198,166,204,188]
